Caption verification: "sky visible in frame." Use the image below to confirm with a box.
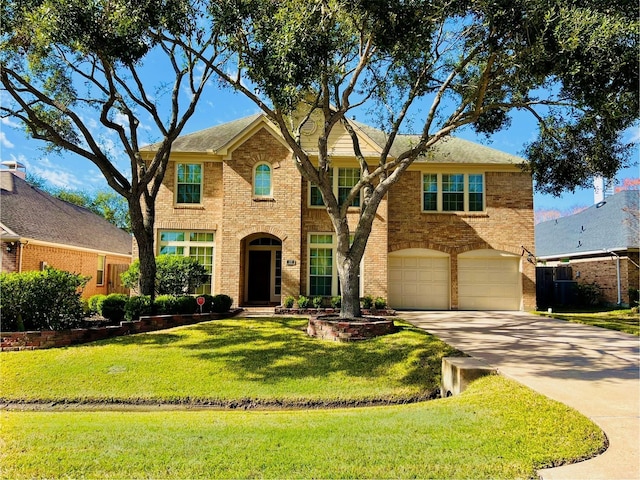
[1,73,638,214]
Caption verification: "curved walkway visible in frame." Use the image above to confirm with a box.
[401,311,639,480]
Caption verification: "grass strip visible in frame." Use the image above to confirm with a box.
[535,309,639,336]
[0,376,605,480]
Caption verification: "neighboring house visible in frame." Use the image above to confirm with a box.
[536,190,639,306]
[141,112,536,310]
[0,165,132,297]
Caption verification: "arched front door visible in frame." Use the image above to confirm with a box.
[245,236,282,305]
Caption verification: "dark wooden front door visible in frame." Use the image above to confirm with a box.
[248,250,271,303]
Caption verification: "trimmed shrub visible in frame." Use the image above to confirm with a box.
[575,282,602,307]
[100,294,128,323]
[297,295,310,308]
[374,297,387,309]
[87,294,107,315]
[330,296,342,308]
[154,295,176,314]
[211,294,233,313]
[0,267,88,331]
[312,296,323,308]
[361,295,374,309]
[283,295,295,308]
[125,295,151,321]
[174,295,198,314]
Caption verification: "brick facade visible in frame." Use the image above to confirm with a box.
[149,119,536,311]
[569,254,639,305]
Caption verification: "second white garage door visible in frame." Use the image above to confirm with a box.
[458,249,521,310]
[388,249,450,310]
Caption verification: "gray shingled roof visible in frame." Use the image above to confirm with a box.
[0,171,132,255]
[535,190,639,258]
[143,113,524,165]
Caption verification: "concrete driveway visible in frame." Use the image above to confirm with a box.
[401,310,639,480]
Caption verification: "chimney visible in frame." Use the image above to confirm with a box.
[1,161,26,179]
[593,176,605,204]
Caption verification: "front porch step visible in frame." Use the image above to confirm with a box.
[241,307,277,318]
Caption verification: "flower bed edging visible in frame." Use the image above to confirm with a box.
[307,315,398,342]
[0,309,243,351]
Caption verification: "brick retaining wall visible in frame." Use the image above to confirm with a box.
[307,316,398,341]
[1,310,242,351]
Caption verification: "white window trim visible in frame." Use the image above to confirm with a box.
[308,167,361,208]
[96,255,106,286]
[307,233,362,297]
[253,162,273,198]
[157,229,215,295]
[174,162,204,206]
[422,173,485,213]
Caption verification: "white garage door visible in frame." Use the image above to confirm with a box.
[388,249,449,309]
[458,250,521,310]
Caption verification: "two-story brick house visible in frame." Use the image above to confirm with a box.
[143,113,536,310]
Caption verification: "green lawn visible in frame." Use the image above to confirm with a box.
[0,317,606,479]
[0,318,460,405]
[1,376,604,480]
[535,309,639,336]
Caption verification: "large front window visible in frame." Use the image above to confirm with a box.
[308,234,360,297]
[422,173,484,212]
[176,163,202,204]
[310,168,360,207]
[158,230,214,294]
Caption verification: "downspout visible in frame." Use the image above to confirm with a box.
[18,240,26,273]
[605,250,622,305]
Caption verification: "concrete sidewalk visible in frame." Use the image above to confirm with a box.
[401,311,640,480]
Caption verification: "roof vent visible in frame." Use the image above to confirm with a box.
[1,161,26,179]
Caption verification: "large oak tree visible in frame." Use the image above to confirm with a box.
[1,0,224,298]
[197,0,638,318]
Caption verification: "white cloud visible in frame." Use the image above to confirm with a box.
[0,132,15,149]
[1,117,21,129]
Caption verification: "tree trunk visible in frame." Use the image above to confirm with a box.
[129,194,156,300]
[336,251,361,319]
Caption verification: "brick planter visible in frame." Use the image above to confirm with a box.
[307,315,398,342]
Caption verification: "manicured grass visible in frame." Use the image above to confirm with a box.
[535,309,639,336]
[0,318,461,405]
[0,376,605,480]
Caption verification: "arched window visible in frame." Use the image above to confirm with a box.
[254,163,272,197]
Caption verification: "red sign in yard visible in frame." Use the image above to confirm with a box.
[196,296,205,306]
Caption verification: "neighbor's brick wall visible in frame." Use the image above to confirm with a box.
[571,255,638,305]
[388,169,536,310]
[12,243,130,298]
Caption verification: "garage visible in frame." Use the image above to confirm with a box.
[458,249,521,310]
[388,249,450,309]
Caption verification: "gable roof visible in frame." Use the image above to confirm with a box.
[535,190,639,258]
[0,171,132,255]
[142,112,524,165]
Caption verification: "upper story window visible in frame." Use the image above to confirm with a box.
[253,163,272,197]
[423,173,484,212]
[310,167,360,208]
[176,163,202,204]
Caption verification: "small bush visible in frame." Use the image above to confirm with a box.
[629,288,639,307]
[575,282,602,307]
[154,295,177,314]
[312,296,323,308]
[125,295,151,321]
[374,297,387,309]
[87,294,107,315]
[361,295,374,309]
[100,294,128,323]
[174,295,198,314]
[283,295,295,308]
[330,296,342,308]
[297,295,310,308]
[211,294,233,313]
